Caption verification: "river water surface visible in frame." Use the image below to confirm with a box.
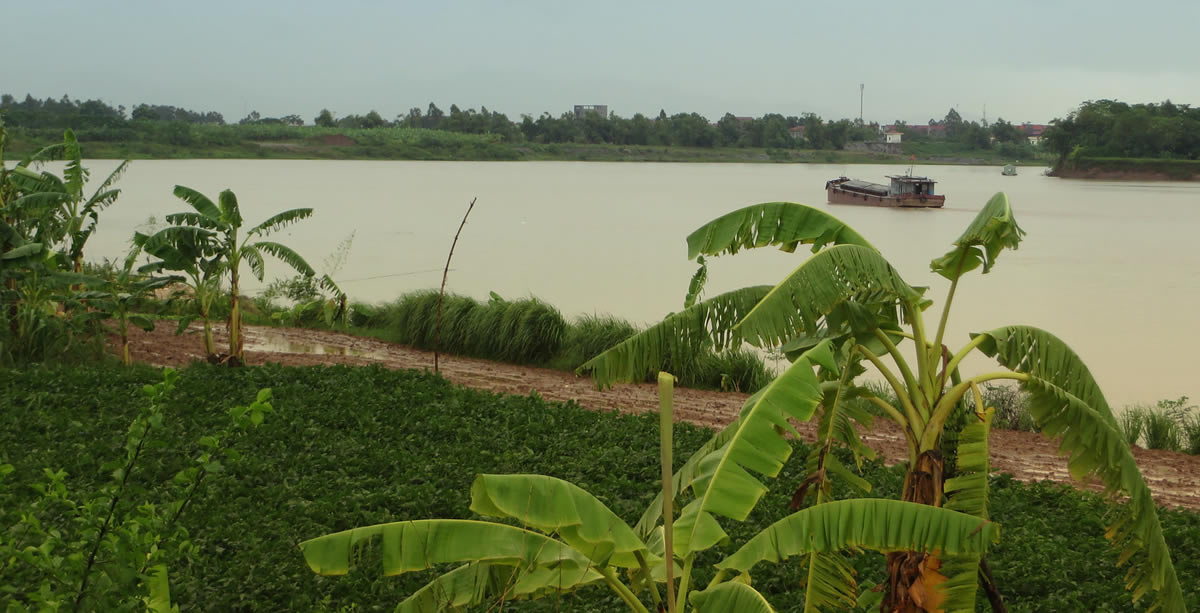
[80,160,1199,408]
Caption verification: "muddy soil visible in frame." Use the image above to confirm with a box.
[119,324,1200,510]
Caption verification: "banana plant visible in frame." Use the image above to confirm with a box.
[148,186,315,364]
[76,244,182,365]
[3,129,129,273]
[580,195,1185,612]
[1,119,52,339]
[135,223,226,360]
[300,349,999,612]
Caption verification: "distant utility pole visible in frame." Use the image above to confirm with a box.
[859,84,864,124]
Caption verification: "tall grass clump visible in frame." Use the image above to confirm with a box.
[377,290,565,364]
[1119,407,1147,446]
[1118,398,1200,454]
[551,314,638,371]
[671,346,773,392]
[1142,408,1182,451]
[361,290,773,391]
[1182,414,1200,455]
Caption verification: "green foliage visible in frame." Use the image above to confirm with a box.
[364,290,773,391]
[583,194,1186,611]
[0,368,273,610]
[376,290,566,364]
[0,364,1198,610]
[299,343,1001,612]
[1121,397,1200,453]
[0,125,130,365]
[1143,409,1183,452]
[260,232,352,329]
[80,244,182,365]
[551,313,637,371]
[978,384,1035,432]
[1121,406,1149,445]
[142,185,317,362]
[1045,99,1200,162]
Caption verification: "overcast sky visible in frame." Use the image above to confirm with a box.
[5,0,1198,126]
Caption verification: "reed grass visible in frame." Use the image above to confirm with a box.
[362,291,772,392]
[376,291,565,365]
[1119,407,1147,446]
[1142,409,1182,451]
[549,314,638,371]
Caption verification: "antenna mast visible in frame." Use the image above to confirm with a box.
[859,83,864,124]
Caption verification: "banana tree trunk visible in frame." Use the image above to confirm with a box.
[202,315,215,359]
[884,450,947,613]
[228,265,243,365]
[6,280,16,338]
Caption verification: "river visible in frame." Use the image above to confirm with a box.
[79,159,1199,408]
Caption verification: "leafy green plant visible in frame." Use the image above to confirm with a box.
[299,365,998,612]
[0,368,274,611]
[77,244,182,365]
[3,363,1198,610]
[978,383,1034,432]
[142,186,316,364]
[136,218,225,360]
[578,195,1185,611]
[261,231,352,328]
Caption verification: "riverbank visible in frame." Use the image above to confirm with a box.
[1049,156,1200,181]
[3,133,1046,165]
[121,322,1200,510]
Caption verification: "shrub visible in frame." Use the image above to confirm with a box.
[982,384,1035,432]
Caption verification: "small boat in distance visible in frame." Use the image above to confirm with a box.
[825,174,945,208]
[1002,163,1018,176]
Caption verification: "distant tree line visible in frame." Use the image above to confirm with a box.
[2,92,1054,154]
[1043,99,1200,160]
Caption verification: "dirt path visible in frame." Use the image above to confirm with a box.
[121,324,1200,511]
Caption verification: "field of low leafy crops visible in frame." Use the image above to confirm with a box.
[2,364,1198,611]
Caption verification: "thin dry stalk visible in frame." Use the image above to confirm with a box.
[435,197,477,373]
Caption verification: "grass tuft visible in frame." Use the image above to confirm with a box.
[358,290,772,392]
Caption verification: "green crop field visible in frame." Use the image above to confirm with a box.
[2,364,1197,611]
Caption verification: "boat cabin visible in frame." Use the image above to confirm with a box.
[886,175,937,197]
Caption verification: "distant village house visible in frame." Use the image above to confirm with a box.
[1021,123,1048,146]
[574,104,608,119]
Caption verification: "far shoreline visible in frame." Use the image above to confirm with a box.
[3,139,1051,167]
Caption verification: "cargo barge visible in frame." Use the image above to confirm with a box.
[825,175,945,208]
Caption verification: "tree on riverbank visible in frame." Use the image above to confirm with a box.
[1044,99,1200,162]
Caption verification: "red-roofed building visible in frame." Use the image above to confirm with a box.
[1020,123,1049,146]
[906,124,948,139]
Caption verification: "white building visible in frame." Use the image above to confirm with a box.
[885,131,902,144]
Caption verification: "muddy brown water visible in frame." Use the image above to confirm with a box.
[75,160,1200,409]
[120,324,1200,511]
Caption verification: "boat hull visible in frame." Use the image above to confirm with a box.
[826,186,945,208]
